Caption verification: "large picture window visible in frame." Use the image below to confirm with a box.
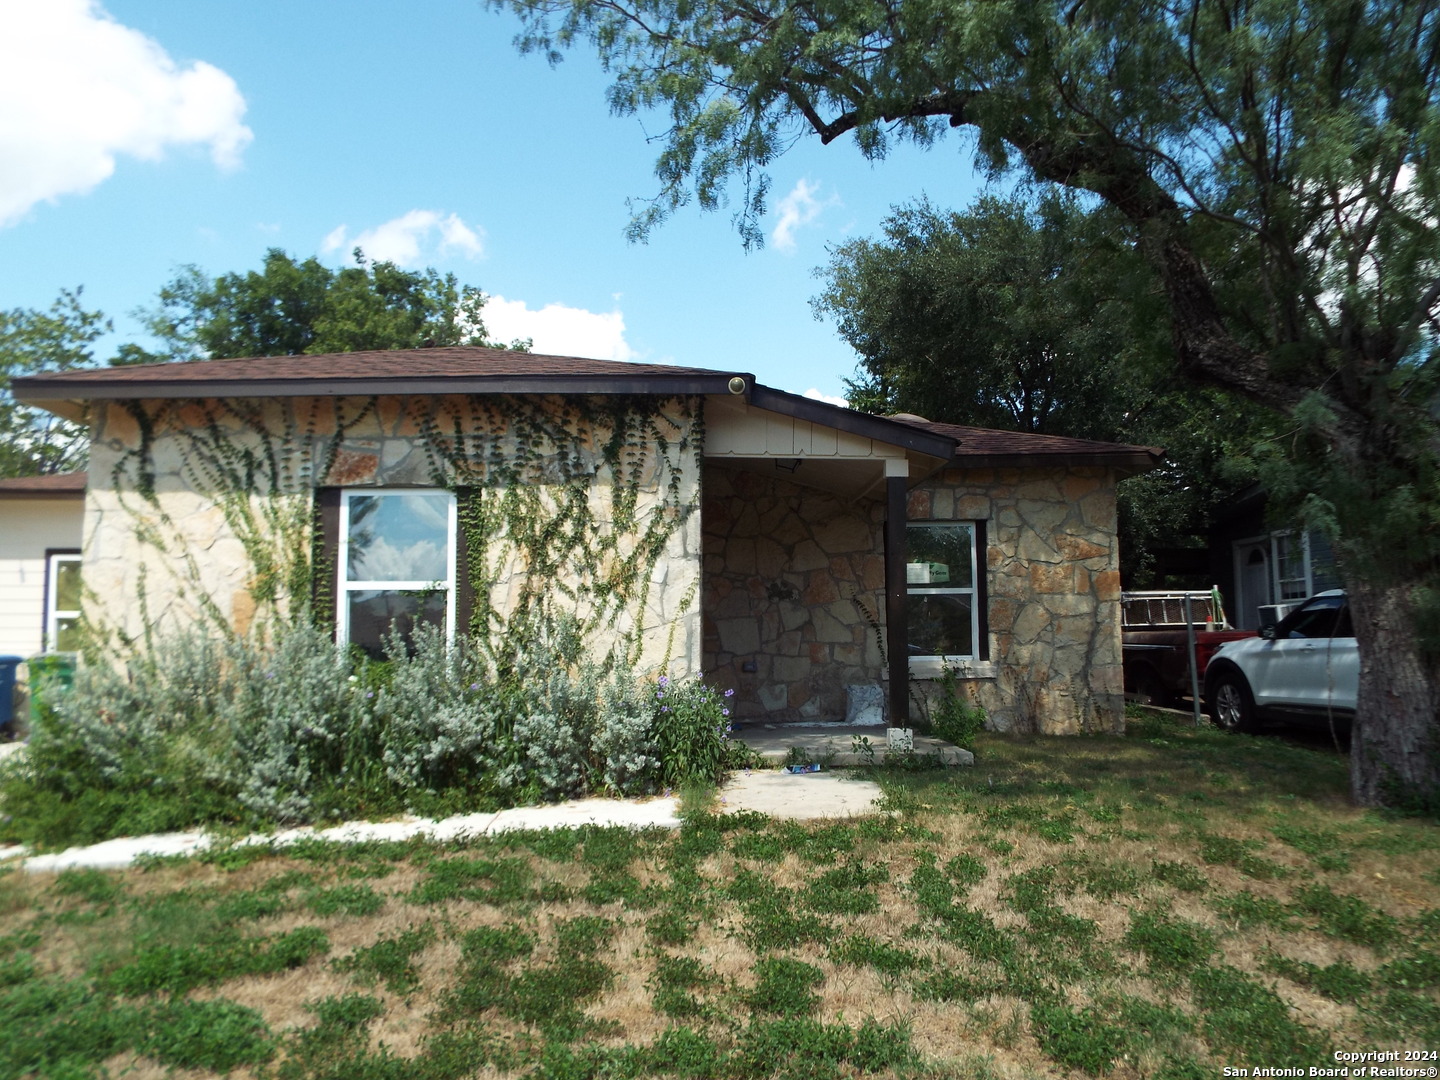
[337,490,457,658]
[906,522,982,660]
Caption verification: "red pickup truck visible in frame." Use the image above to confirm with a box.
[1122,591,1256,708]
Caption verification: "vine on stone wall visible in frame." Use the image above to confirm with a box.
[89,393,702,672]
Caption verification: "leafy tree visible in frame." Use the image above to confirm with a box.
[816,192,1277,581]
[131,247,522,363]
[818,193,1155,439]
[493,0,1440,807]
[0,289,109,477]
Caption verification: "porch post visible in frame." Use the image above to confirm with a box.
[883,458,909,725]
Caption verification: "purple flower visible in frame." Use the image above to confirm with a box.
[366,691,374,699]
[724,688,734,698]
[655,690,664,699]
[658,675,669,686]
[470,682,481,690]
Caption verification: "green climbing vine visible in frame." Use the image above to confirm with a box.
[86,391,703,671]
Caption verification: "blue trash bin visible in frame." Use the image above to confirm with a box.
[0,656,21,740]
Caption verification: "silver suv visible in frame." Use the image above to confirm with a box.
[1204,590,1357,733]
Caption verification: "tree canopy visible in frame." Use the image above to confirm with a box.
[494,0,1440,806]
[815,192,1277,580]
[131,247,520,364]
[1,252,521,476]
[0,289,108,477]
[818,193,1155,439]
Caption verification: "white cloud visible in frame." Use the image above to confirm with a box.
[771,179,836,253]
[0,0,252,227]
[482,296,636,361]
[322,210,484,266]
[802,388,850,408]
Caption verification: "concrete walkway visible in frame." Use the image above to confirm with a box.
[0,736,914,872]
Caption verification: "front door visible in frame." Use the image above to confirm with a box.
[1236,542,1270,630]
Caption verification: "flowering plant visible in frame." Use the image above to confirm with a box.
[650,675,737,788]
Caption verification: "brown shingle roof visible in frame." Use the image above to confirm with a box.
[12,346,746,399]
[0,471,86,496]
[888,416,1163,471]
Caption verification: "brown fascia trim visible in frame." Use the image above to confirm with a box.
[0,489,86,500]
[950,451,1163,474]
[746,383,958,460]
[12,371,753,405]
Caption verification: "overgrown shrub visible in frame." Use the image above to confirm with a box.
[651,675,736,789]
[0,623,738,849]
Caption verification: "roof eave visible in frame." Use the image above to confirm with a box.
[951,451,1164,475]
[11,373,748,403]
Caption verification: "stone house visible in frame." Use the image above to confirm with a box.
[13,347,1160,734]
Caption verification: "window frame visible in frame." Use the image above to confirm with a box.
[43,549,82,653]
[1271,532,1312,602]
[904,520,986,663]
[334,488,459,651]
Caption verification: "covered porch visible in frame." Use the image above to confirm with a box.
[698,388,954,726]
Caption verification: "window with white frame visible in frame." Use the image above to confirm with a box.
[906,522,981,660]
[1273,532,1311,601]
[337,490,457,658]
[45,552,82,652]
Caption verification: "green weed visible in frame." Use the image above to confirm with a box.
[1196,833,1289,879]
[747,956,825,1017]
[1124,911,1216,972]
[332,923,435,996]
[1031,1002,1127,1075]
[105,925,329,995]
[1151,860,1208,893]
[803,862,888,915]
[140,997,276,1072]
[1291,883,1399,946]
[1261,952,1371,1003]
[408,854,555,906]
[306,883,385,917]
[649,955,712,1019]
[1210,890,1294,929]
[1189,964,1328,1062]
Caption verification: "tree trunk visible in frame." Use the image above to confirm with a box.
[1346,579,1440,807]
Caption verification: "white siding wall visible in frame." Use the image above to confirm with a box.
[0,498,84,659]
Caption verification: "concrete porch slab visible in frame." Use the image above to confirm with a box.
[730,724,974,766]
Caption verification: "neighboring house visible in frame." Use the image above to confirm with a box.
[1208,484,1342,630]
[12,348,1160,734]
[0,472,86,661]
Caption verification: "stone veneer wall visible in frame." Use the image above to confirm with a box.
[700,461,1125,734]
[81,395,703,675]
[701,464,886,721]
[909,465,1125,734]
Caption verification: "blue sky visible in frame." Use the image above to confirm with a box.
[0,0,985,402]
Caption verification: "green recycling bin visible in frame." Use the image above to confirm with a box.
[28,653,77,725]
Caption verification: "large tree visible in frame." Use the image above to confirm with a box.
[493,0,1440,807]
[130,247,521,364]
[0,289,109,477]
[818,192,1158,439]
[817,191,1278,581]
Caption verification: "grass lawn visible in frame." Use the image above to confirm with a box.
[1,708,1437,1079]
